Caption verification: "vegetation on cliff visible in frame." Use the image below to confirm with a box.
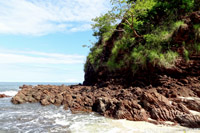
[84,0,200,85]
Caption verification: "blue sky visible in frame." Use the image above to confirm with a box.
[0,0,110,82]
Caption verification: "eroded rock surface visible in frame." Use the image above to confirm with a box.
[12,76,200,128]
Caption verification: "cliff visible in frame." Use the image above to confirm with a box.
[84,10,200,87]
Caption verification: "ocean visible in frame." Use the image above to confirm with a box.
[0,82,199,133]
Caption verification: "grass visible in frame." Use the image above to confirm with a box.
[105,20,183,72]
[183,49,190,62]
[84,45,103,72]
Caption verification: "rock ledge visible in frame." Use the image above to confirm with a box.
[12,76,200,128]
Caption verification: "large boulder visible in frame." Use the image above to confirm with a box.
[92,97,148,121]
[176,114,200,128]
[11,92,27,104]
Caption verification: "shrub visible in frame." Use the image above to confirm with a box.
[183,48,190,61]
[159,51,178,68]
[84,45,103,72]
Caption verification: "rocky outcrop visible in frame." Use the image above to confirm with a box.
[0,94,10,98]
[12,75,200,128]
[84,11,200,87]
[172,11,200,46]
[92,97,148,121]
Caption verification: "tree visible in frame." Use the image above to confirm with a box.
[91,11,117,40]
[92,0,157,39]
[110,0,141,37]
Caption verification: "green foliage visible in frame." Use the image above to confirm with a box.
[88,47,103,64]
[174,21,185,29]
[185,24,200,54]
[172,0,195,12]
[159,51,179,68]
[86,0,199,74]
[143,20,184,49]
[194,0,200,10]
[148,50,160,66]
[139,0,195,34]
[197,44,200,52]
[107,35,135,70]
[194,24,200,45]
[131,46,178,71]
[107,18,183,71]
[153,0,194,14]
[194,24,200,30]
[91,0,195,42]
[131,45,148,67]
[85,45,103,72]
[110,0,157,37]
[194,43,200,53]
[92,12,117,41]
[183,48,190,61]
[144,34,163,49]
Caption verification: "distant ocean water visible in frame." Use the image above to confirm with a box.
[0,82,199,133]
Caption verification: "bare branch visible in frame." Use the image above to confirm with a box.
[125,19,132,26]
[114,29,126,33]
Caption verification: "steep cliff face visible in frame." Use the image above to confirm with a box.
[84,22,125,86]
[84,11,200,87]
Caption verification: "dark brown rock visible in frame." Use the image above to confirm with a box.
[116,100,148,121]
[180,79,189,84]
[11,75,200,128]
[0,94,10,98]
[176,103,191,114]
[190,11,200,24]
[184,100,200,112]
[172,24,190,46]
[141,91,200,127]
[92,97,118,115]
[197,91,200,97]
[176,114,200,128]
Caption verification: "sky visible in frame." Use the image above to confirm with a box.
[0,0,110,83]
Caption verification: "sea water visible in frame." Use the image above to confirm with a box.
[0,82,199,133]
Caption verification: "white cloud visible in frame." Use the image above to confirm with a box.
[0,63,85,82]
[0,49,85,64]
[69,24,91,32]
[0,0,110,35]
[0,49,86,82]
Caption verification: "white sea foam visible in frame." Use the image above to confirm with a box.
[55,119,69,126]
[67,117,200,133]
[107,119,199,133]
[1,93,200,133]
[190,110,200,116]
[0,90,18,96]
[179,97,200,101]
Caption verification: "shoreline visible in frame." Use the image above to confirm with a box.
[1,97,200,132]
[11,76,200,128]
